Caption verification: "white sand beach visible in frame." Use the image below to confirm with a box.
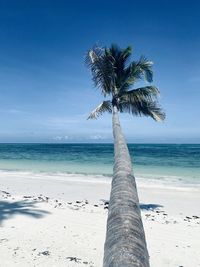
[0,171,200,267]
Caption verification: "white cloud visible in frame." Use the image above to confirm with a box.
[89,134,104,140]
[53,136,63,141]
[53,135,69,141]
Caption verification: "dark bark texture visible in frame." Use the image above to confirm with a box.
[103,107,150,267]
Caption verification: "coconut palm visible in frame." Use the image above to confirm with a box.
[85,44,165,267]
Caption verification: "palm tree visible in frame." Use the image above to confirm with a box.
[85,44,165,267]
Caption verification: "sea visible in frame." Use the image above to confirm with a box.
[0,143,199,188]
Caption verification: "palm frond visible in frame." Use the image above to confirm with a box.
[117,86,165,121]
[135,56,153,82]
[123,58,152,85]
[107,44,133,93]
[118,57,154,93]
[146,101,166,121]
[119,86,160,102]
[118,99,165,122]
[87,101,112,119]
[109,44,132,64]
[122,46,132,60]
[85,46,114,96]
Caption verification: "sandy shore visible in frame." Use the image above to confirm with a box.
[0,171,200,267]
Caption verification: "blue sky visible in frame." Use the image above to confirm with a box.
[0,0,199,143]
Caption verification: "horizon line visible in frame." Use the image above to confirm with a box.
[0,142,199,145]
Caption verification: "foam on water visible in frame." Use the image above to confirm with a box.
[0,169,199,192]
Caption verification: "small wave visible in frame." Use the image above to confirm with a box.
[0,169,111,184]
[0,168,200,191]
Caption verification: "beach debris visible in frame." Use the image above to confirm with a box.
[38,250,50,256]
[38,196,49,202]
[1,190,11,198]
[66,257,94,266]
[83,261,95,266]
[2,190,10,194]
[66,256,81,262]
[102,200,109,210]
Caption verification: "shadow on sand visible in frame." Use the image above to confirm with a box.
[101,199,163,211]
[0,200,50,225]
[139,203,163,210]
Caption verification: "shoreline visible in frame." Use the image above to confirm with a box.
[0,169,199,191]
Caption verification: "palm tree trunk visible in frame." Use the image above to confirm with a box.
[103,106,150,267]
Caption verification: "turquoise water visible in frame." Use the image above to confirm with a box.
[0,143,199,186]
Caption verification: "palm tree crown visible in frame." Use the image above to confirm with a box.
[86,44,165,121]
